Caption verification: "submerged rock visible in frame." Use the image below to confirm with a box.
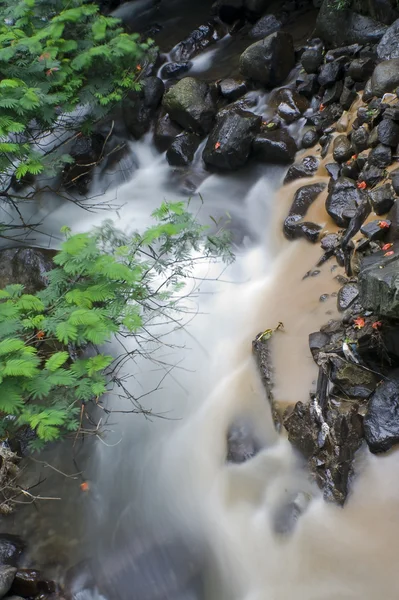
[167,133,200,167]
[162,78,216,134]
[226,418,264,463]
[0,535,24,567]
[123,77,164,139]
[239,32,295,87]
[364,370,399,453]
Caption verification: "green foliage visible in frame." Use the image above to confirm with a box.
[0,202,233,448]
[0,0,154,193]
[328,0,351,9]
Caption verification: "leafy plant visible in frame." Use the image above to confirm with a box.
[0,201,233,449]
[328,0,351,9]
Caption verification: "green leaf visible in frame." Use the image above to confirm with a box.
[55,321,78,344]
[45,351,69,372]
[16,294,45,312]
[86,354,113,376]
[0,338,26,356]
[3,357,40,378]
[92,18,107,41]
[0,381,24,414]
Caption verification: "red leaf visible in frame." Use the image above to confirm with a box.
[215,141,221,149]
[36,330,45,340]
[80,482,89,492]
[354,317,365,329]
[378,220,390,229]
[372,321,382,330]
[357,181,367,189]
[384,250,394,256]
[319,104,325,111]
[382,243,393,251]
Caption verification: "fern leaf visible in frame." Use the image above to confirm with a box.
[55,321,78,344]
[0,338,25,356]
[47,369,77,386]
[45,351,69,372]
[86,354,113,376]
[3,357,40,378]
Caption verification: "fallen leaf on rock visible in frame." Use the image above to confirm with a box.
[354,317,365,329]
[372,321,382,329]
[215,141,221,149]
[357,181,367,190]
[379,220,390,229]
[382,243,393,251]
[384,250,394,256]
[80,482,90,492]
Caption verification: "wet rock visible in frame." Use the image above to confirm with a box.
[301,129,320,148]
[337,283,359,311]
[203,108,261,170]
[325,162,341,184]
[214,0,244,23]
[384,106,399,121]
[0,566,17,598]
[274,88,309,114]
[369,183,396,214]
[322,81,343,106]
[287,182,326,216]
[341,198,371,248]
[326,177,364,227]
[271,491,311,536]
[318,61,343,88]
[226,418,264,463]
[321,233,340,252]
[325,43,361,61]
[348,58,375,82]
[301,48,324,74]
[330,357,377,398]
[245,0,271,16]
[361,219,390,240]
[218,79,247,101]
[239,32,295,87]
[363,77,374,101]
[162,78,216,135]
[359,246,399,316]
[64,560,95,599]
[0,248,55,294]
[340,86,358,110]
[358,163,384,187]
[252,333,281,427]
[153,112,183,152]
[308,103,344,133]
[0,536,24,567]
[10,570,55,597]
[377,118,399,147]
[277,102,301,123]
[296,73,319,99]
[371,59,399,96]
[333,135,353,163]
[377,18,399,60]
[166,133,200,167]
[283,218,322,243]
[170,22,225,63]
[364,370,399,453]
[368,143,392,168]
[160,62,192,80]
[123,77,164,139]
[253,128,297,164]
[391,169,399,195]
[63,133,105,194]
[249,14,282,39]
[283,156,319,184]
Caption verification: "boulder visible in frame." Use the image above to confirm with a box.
[364,370,399,453]
[203,109,261,170]
[347,57,375,82]
[358,246,399,317]
[368,143,392,167]
[322,81,344,106]
[166,133,200,167]
[170,22,225,63]
[337,283,359,311]
[226,418,264,463]
[284,156,320,184]
[0,248,55,294]
[377,118,399,146]
[245,0,271,15]
[0,535,24,567]
[330,357,377,399]
[369,183,396,214]
[283,183,325,243]
[253,128,297,164]
[218,79,247,101]
[308,103,344,133]
[160,62,192,80]
[239,32,295,87]
[371,59,399,96]
[359,163,385,187]
[391,169,399,194]
[301,129,320,148]
[296,73,319,99]
[341,198,371,248]
[162,78,216,135]
[10,570,55,597]
[351,125,370,153]
[283,219,322,243]
[153,112,183,152]
[63,132,105,194]
[287,183,326,216]
[0,566,17,598]
[301,48,324,74]
[249,14,282,39]
[325,162,341,184]
[340,86,358,110]
[318,61,344,88]
[377,18,399,60]
[361,219,390,240]
[274,88,309,114]
[326,177,365,227]
[333,135,353,163]
[123,77,164,139]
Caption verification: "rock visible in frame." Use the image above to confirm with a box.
[214,0,244,23]
[326,177,364,227]
[325,162,341,184]
[218,79,247,101]
[283,183,325,243]
[170,22,225,63]
[153,113,183,152]
[239,32,295,87]
[10,570,55,597]
[351,125,370,153]
[287,182,326,216]
[391,169,399,194]
[364,370,399,453]
[322,81,343,106]
[369,183,396,214]
[0,248,55,294]
[253,128,297,164]
[245,0,271,16]
[63,133,105,194]
[308,103,344,133]
[166,133,200,167]
[301,48,324,74]
[325,43,362,61]
[271,491,311,536]
[384,106,399,121]
[301,129,320,148]
[162,78,216,135]
[226,418,264,463]
[363,77,374,101]
[296,73,319,99]
[359,163,384,187]
[337,283,359,311]
[361,219,390,240]
[0,566,17,598]
[321,232,340,251]
[318,61,343,88]
[249,14,282,39]
[333,135,353,163]
[283,218,322,243]
[252,333,281,428]
[274,88,309,113]
[330,358,377,399]
[160,62,192,80]
[123,77,164,139]
[203,109,261,170]
[341,198,371,248]
[377,118,399,146]
[0,536,24,567]
[368,143,392,167]
[377,18,399,60]
[277,102,301,123]
[64,560,95,598]
[348,58,375,82]
[371,59,399,96]
[284,156,319,184]
[358,246,399,316]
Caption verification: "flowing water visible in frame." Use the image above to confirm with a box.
[4,3,399,598]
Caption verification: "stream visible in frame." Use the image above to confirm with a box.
[4,1,399,599]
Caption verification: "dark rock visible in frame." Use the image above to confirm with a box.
[10,570,55,597]
[63,133,105,194]
[215,0,244,23]
[330,357,377,398]
[391,169,399,194]
[318,61,343,88]
[226,418,264,463]
[369,183,396,214]
[296,73,319,99]
[0,566,17,597]
[368,143,392,167]
[153,112,183,152]
[377,18,399,60]
[301,129,320,148]
[321,233,340,251]
[274,88,309,114]
[170,22,225,63]
[218,79,247,101]
[371,59,399,96]
[363,77,374,101]
[252,333,280,428]
[364,370,399,453]
[359,246,399,316]
[277,102,301,123]
[283,218,322,243]
[162,77,216,134]
[309,331,332,358]
[361,219,390,240]
[337,283,359,311]
[367,129,379,151]
[123,77,164,139]
[283,156,319,184]
[0,536,24,567]
[0,248,55,294]
[326,177,364,227]
[383,106,399,121]
[160,62,192,80]
[358,164,384,187]
[341,198,371,248]
[239,31,295,87]
[166,133,200,167]
[287,182,326,216]
[377,118,399,146]
[348,58,375,82]
[301,48,324,74]
[308,103,344,133]
[203,109,261,170]
[333,135,353,163]
[64,560,95,599]
[325,44,362,61]
[249,14,282,39]
[325,162,341,183]
[253,128,297,164]
[322,81,344,106]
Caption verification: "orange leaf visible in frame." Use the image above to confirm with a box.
[354,317,365,329]
[80,482,89,492]
[384,250,394,256]
[357,181,367,190]
[351,154,358,160]
[319,104,325,111]
[215,141,221,149]
[382,243,393,251]
[372,321,382,330]
[136,64,142,71]
[378,220,390,229]
[36,330,45,340]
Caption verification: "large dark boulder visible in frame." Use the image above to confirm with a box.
[377,118,399,146]
[63,133,105,194]
[0,248,55,294]
[371,59,399,96]
[166,133,200,167]
[369,183,396,214]
[333,135,353,163]
[170,22,225,63]
[368,143,392,167]
[283,183,325,243]
[348,57,375,82]
[364,370,399,453]
[318,61,344,88]
[253,128,297,164]
[218,79,247,101]
[123,77,164,139]
[203,109,261,170]
[162,78,216,135]
[377,18,399,59]
[249,14,282,39]
[287,183,326,217]
[284,156,319,184]
[326,177,365,227]
[239,32,295,87]
[301,48,324,74]
[359,246,399,316]
[0,535,24,567]
[153,112,183,152]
